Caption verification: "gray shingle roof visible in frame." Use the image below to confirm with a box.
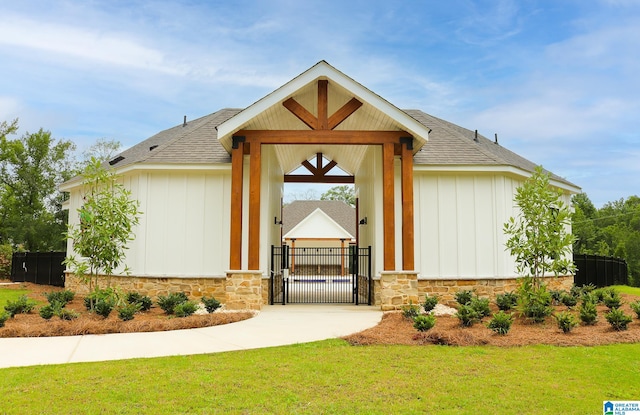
[283,200,356,237]
[104,107,576,188]
[108,109,241,169]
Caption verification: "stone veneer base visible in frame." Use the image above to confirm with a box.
[65,273,575,311]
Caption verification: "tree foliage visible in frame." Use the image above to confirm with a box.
[572,193,640,286]
[504,166,576,287]
[64,158,141,296]
[81,138,122,166]
[321,185,355,206]
[0,121,76,250]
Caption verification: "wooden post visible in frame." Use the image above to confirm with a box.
[229,137,244,270]
[401,139,415,270]
[382,142,395,271]
[248,142,261,270]
[318,79,328,130]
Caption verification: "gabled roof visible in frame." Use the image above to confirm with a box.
[216,60,432,154]
[284,207,354,240]
[283,200,356,238]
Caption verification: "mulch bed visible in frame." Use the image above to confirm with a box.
[344,294,640,347]
[0,282,253,338]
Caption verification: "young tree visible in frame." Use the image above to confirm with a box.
[504,166,576,288]
[64,158,141,302]
[321,185,355,206]
[0,123,76,250]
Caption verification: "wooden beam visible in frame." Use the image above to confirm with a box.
[318,80,328,130]
[401,141,415,270]
[229,141,244,270]
[283,98,318,130]
[301,159,318,175]
[237,130,410,145]
[284,175,354,184]
[382,142,395,271]
[320,160,338,175]
[328,98,363,130]
[248,143,261,270]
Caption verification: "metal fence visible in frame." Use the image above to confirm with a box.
[271,245,371,305]
[10,252,66,287]
[573,254,628,287]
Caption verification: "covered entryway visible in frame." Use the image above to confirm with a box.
[270,245,371,304]
[216,61,431,309]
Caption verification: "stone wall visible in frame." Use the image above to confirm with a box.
[225,271,263,310]
[417,275,574,306]
[64,273,226,300]
[377,272,419,311]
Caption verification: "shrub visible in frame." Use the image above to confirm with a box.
[496,292,518,311]
[569,285,583,299]
[157,292,189,315]
[605,308,633,331]
[0,311,9,327]
[39,304,56,320]
[44,290,75,307]
[126,292,152,312]
[549,290,564,306]
[560,293,578,309]
[202,296,222,313]
[0,244,12,280]
[455,304,480,327]
[57,308,79,321]
[555,311,578,333]
[470,296,491,318]
[84,287,117,311]
[603,291,622,310]
[422,294,439,313]
[578,301,598,325]
[487,311,513,335]
[630,301,640,319]
[401,301,420,320]
[4,295,37,317]
[94,299,115,318]
[518,281,553,323]
[174,301,199,318]
[118,303,141,321]
[413,314,436,332]
[592,288,606,304]
[455,290,474,306]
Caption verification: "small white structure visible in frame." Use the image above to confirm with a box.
[61,61,580,309]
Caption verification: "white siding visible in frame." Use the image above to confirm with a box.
[67,169,233,278]
[414,172,522,279]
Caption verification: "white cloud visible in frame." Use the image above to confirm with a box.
[0,15,185,75]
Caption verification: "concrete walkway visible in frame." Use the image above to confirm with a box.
[0,305,382,369]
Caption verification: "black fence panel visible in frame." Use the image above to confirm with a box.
[10,252,66,287]
[270,245,371,305]
[573,254,628,287]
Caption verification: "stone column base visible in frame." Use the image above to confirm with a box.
[378,271,419,311]
[225,270,264,310]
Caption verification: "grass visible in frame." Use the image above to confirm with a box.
[0,288,29,309]
[1,340,639,414]
[610,285,640,296]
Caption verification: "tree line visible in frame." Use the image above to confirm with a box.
[573,193,640,286]
[0,119,120,265]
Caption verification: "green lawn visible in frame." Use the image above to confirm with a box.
[0,288,29,309]
[1,340,639,414]
[611,285,640,296]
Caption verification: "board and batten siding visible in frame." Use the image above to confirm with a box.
[64,169,234,278]
[413,172,521,279]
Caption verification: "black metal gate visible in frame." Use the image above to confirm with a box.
[270,245,371,305]
[10,252,66,287]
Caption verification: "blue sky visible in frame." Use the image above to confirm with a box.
[1,0,638,207]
